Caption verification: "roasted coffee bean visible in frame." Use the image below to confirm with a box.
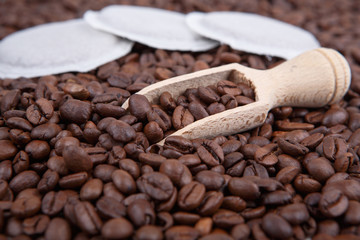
[25,140,50,160]
[262,213,293,239]
[137,172,174,201]
[96,196,126,219]
[0,140,17,160]
[37,169,59,193]
[305,157,335,183]
[103,183,125,202]
[94,164,117,182]
[319,189,349,218]
[44,218,71,240]
[26,98,54,125]
[228,177,260,200]
[80,178,103,201]
[6,117,33,132]
[198,191,224,216]
[317,220,340,236]
[164,136,194,154]
[41,191,67,216]
[195,170,224,190]
[134,225,163,240]
[128,94,152,120]
[147,107,172,131]
[12,151,29,174]
[195,217,212,236]
[59,99,91,124]
[58,172,88,189]
[294,174,322,194]
[63,145,93,172]
[172,105,194,130]
[9,170,40,193]
[173,212,200,225]
[279,203,309,225]
[54,136,80,156]
[106,120,136,143]
[196,139,224,167]
[178,181,206,211]
[11,196,41,218]
[165,226,200,240]
[144,121,163,143]
[231,223,250,240]
[23,214,49,235]
[213,209,244,229]
[159,159,192,187]
[112,169,136,195]
[278,138,309,156]
[138,152,166,168]
[99,219,134,240]
[74,201,102,235]
[127,199,155,227]
[188,101,209,120]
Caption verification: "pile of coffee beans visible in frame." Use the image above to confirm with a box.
[0,0,360,240]
[127,76,255,143]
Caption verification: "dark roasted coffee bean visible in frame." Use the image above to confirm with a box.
[137,172,174,201]
[106,120,136,142]
[196,139,224,167]
[112,169,136,195]
[59,99,91,124]
[231,223,250,240]
[317,220,339,236]
[127,199,155,227]
[278,138,309,156]
[262,213,293,239]
[74,201,102,235]
[103,183,125,202]
[173,212,200,225]
[9,170,39,193]
[128,94,152,120]
[101,217,134,240]
[178,181,206,211]
[96,196,126,219]
[26,98,54,125]
[144,121,163,143]
[80,178,103,201]
[0,140,17,160]
[59,172,88,189]
[147,107,172,131]
[54,136,80,156]
[37,169,59,193]
[198,191,224,216]
[198,86,220,103]
[294,174,322,194]
[319,189,349,218]
[25,140,50,160]
[195,170,224,190]
[11,196,41,218]
[134,225,163,240]
[23,214,49,236]
[172,105,194,130]
[164,136,194,154]
[159,159,192,187]
[279,203,309,225]
[6,117,33,132]
[44,218,71,240]
[63,145,92,172]
[165,226,200,240]
[12,151,29,174]
[305,157,335,183]
[138,152,166,168]
[263,190,292,205]
[228,177,260,200]
[41,191,67,216]
[213,209,244,229]
[188,101,209,120]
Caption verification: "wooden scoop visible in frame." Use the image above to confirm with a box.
[122,48,351,145]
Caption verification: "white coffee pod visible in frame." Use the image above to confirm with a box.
[84,5,218,51]
[0,19,134,79]
[186,12,320,59]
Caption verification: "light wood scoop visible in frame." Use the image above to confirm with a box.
[122,48,351,145]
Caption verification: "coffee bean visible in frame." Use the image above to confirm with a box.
[136,172,174,201]
[173,211,200,225]
[103,183,125,202]
[11,196,41,218]
[164,136,194,154]
[26,98,54,125]
[112,169,136,195]
[165,226,200,240]
[106,120,136,143]
[74,201,102,235]
[59,172,88,189]
[134,225,163,240]
[138,152,166,168]
[159,159,192,187]
[195,170,224,191]
[96,196,126,219]
[178,181,206,211]
[196,140,224,167]
[172,105,194,130]
[25,140,50,160]
[80,178,103,201]
[277,138,309,156]
[59,99,91,124]
[213,209,244,229]
[41,191,67,216]
[262,213,293,239]
[63,145,93,172]
[188,101,209,120]
[23,214,49,235]
[9,170,40,193]
[37,169,59,193]
[198,191,224,216]
[45,218,71,240]
[231,223,250,240]
[128,94,152,120]
[6,117,33,132]
[101,217,133,239]
[0,140,17,160]
[127,199,155,227]
[144,121,163,143]
[279,203,309,225]
[228,177,260,200]
[319,189,349,218]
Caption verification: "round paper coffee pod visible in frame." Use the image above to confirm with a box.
[84,5,218,51]
[186,12,320,59]
[0,19,134,79]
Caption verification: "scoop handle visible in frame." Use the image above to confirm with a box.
[254,48,351,108]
